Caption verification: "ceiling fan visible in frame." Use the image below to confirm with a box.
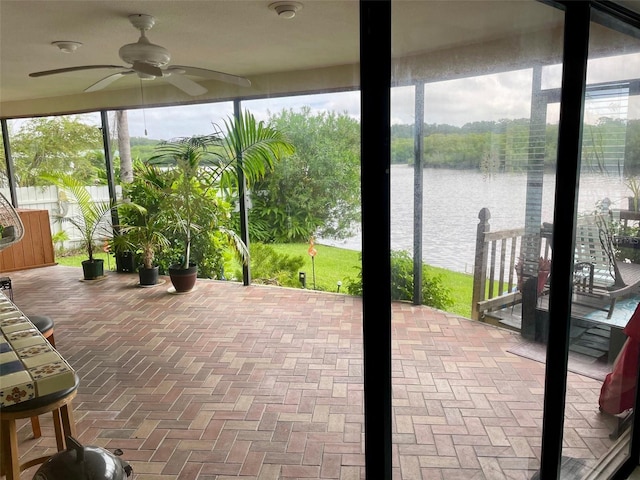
[28,14,251,96]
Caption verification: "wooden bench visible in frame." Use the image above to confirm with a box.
[472,209,640,322]
[471,208,551,321]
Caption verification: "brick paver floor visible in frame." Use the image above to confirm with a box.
[3,265,620,479]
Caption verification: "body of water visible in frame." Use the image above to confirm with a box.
[321,165,629,274]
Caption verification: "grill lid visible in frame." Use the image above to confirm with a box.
[33,436,133,480]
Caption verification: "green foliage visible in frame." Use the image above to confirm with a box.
[391,137,414,164]
[51,230,70,254]
[117,210,170,270]
[423,132,496,170]
[234,243,305,287]
[626,176,640,211]
[582,117,628,174]
[391,119,561,172]
[246,107,360,243]
[10,116,103,186]
[130,138,163,165]
[346,250,453,311]
[41,173,121,261]
[391,117,640,175]
[124,110,293,278]
[255,242,360,292]
[149,135,222,269]
[626,120,640,173]
[124,157,233,278]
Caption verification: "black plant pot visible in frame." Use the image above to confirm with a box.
[138,266,159,286]
[168,263,197,293]
[115,251,136,273]
[82,259,104,280]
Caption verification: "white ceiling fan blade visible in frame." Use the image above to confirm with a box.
[163,73,207,96]
[29,65,126,78]
[131,61,163,77]
[169,65,251,87]
[84,72,133,93]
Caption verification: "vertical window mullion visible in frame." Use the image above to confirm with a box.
[540,3,591,479]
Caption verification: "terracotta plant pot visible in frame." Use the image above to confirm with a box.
[168,263,197,293]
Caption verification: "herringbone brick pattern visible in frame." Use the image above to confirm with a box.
[4,266,618,479]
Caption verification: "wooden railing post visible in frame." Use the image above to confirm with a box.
[472,208,491,320]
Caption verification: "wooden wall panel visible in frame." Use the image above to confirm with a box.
[0,209,56,273]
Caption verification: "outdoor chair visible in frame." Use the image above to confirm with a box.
[0,192,24,251]
[574,214,640,319]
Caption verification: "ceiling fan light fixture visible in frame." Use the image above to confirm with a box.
[137,72,156,80]
[269,2,303,19]
[51,41,82,53]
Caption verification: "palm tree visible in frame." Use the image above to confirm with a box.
[41,173,122,280]
[147,110,294,291]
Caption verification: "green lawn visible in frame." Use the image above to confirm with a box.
[55,243,474,318]
[267,243,361,293]
[55,251,113,268]
[265,243,473,318]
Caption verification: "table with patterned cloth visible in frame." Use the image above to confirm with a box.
[0,293,76,407]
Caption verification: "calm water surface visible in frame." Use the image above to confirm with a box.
[322,165,628,274]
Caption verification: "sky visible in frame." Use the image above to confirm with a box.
[124,73,537,141]
[122,51,640,141]
[125,91,363,140]
[125,71,538,141]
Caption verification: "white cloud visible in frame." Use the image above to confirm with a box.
[126,103,234,140]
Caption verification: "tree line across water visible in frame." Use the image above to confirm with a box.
[391,118,640,175]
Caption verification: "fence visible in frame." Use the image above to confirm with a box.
[0,185,121,251]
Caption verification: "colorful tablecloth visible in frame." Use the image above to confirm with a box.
[0,293,76,407]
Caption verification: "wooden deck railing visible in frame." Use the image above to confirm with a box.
[471,208,551,321]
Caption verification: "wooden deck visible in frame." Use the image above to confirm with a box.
[485,293,630,363]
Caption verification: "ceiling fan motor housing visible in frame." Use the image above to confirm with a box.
[119,37,170,69]
[119,15,170,70]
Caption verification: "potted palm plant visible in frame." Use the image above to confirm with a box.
[125,214,170,286]
[42,174,120,280]
[149,136,212,292]
[108,230,136,273]
[148,110,294,293]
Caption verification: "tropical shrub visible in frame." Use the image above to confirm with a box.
[123,160,232,278]
[246,107,360,243]
[346,250,453,310]
[234,243,305,287]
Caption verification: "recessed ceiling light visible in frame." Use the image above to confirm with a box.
[51,41,82,53]
[269,2,303,19]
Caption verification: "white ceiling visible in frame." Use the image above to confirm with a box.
[1,1,639,118]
